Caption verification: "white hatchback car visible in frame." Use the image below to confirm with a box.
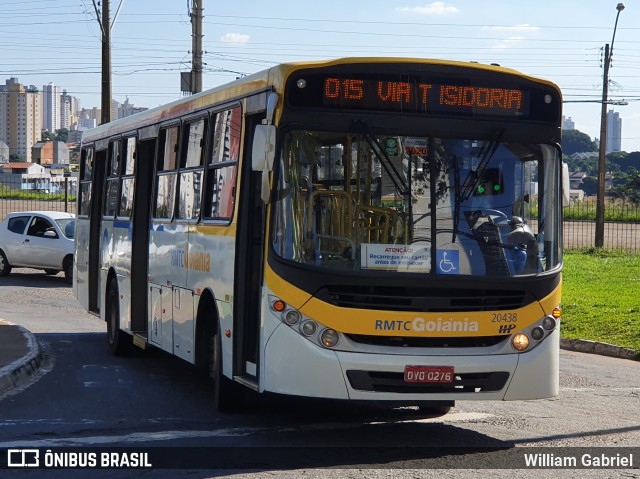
[0,211,75,283]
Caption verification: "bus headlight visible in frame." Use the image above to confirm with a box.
[320,329,339,348]
[512,333,530,352]
[531,327,545,341]
[542,316,556,331]
[284,310,301,325]
[301,320,317,336]
[269,295,343,350]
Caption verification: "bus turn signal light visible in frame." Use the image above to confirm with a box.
[273,300,286,312]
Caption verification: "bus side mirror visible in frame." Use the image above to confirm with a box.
[252,124,276,173]
[252,124,276,203]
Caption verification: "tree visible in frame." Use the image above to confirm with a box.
[580,176,598,196]
[561,129,598,156]
[609,151,640,173]
[41,130,55,142]
[563,156,598,175]
[55,128,69,143]
[611,168,640,205]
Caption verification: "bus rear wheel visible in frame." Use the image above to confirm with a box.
[106,279,131,356]
[209,325,243,412]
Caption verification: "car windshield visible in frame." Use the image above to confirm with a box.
[271,130,562,277]
[56,219,75,239]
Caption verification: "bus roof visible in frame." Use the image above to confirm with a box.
[81,57,561,144]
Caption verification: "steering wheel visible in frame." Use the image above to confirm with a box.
[477,209,509,225]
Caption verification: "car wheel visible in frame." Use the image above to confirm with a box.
[0,250,11,277]
[44,269,58,276]
[105,279,131,356]
[63,256,73,284]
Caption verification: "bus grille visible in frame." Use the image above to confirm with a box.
[346,370,510,393]
[317,285,529,312]
[344,334,507,348]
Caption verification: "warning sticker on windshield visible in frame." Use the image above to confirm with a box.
[360,243,430,272]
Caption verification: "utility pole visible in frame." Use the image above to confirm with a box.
[595,3,625,248]
[191,0,203,94]
[594,44,610,248]
[101,0,112,124]
[93,0,124,124]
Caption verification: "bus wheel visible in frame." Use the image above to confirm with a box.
[418,404,452,416]
[106,279,130,356]
[209,325,243,412]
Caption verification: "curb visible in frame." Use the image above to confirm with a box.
[0,321,43,397]
[560,338,639,361]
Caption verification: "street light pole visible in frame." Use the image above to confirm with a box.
[595,2,625,248]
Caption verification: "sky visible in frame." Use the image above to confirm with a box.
[2,0,640,152]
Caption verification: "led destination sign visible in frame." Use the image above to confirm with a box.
[287,71,560,121]
[324,78,524,114]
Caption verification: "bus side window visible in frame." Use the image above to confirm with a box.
[154,125,180,220]
[204,106,241,221]
[118,136,137,218]
[79,147,93,217]
[177,117,207,220]
[104,140,121,217]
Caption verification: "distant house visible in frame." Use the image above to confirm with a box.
[31,140,70,165]
[569,151,598,161]
[569,171,588,190]
[0,162,46,176]
[568,170,614,194]
[0,162,77,194]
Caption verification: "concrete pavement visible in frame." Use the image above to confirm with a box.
[0,318,637,398]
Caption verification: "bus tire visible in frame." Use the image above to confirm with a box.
[106,279,131,356]
[418,405,452,416]
[0,250,11,277]
[210,324,243,412]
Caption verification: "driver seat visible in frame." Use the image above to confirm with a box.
[465,211,511,275]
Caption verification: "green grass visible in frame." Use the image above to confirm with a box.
[562,249,640,352]
[0,186,75,202]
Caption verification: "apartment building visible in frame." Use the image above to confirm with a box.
[42,82,61,133]
[606,110,622,153]
[0,78,42,163]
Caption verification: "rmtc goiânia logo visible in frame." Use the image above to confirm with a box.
[374,317,479,333]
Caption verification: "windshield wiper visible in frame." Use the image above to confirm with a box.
[353,120,409,196]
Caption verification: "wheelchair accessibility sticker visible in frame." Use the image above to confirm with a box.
[436,250,459,274]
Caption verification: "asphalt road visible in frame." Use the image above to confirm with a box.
[0,268,639,479]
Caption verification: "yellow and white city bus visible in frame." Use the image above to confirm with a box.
[75,58,564,412]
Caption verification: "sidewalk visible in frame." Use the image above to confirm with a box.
[0,319,43,397]
[0,319,637,398]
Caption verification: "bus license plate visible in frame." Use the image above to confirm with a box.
[404,365,454,384]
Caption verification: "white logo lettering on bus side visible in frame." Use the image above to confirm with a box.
[170,248,211,272]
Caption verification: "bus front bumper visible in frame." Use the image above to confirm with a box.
[263,323,559,402]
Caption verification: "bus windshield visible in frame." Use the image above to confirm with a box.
[271,130,562,277]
